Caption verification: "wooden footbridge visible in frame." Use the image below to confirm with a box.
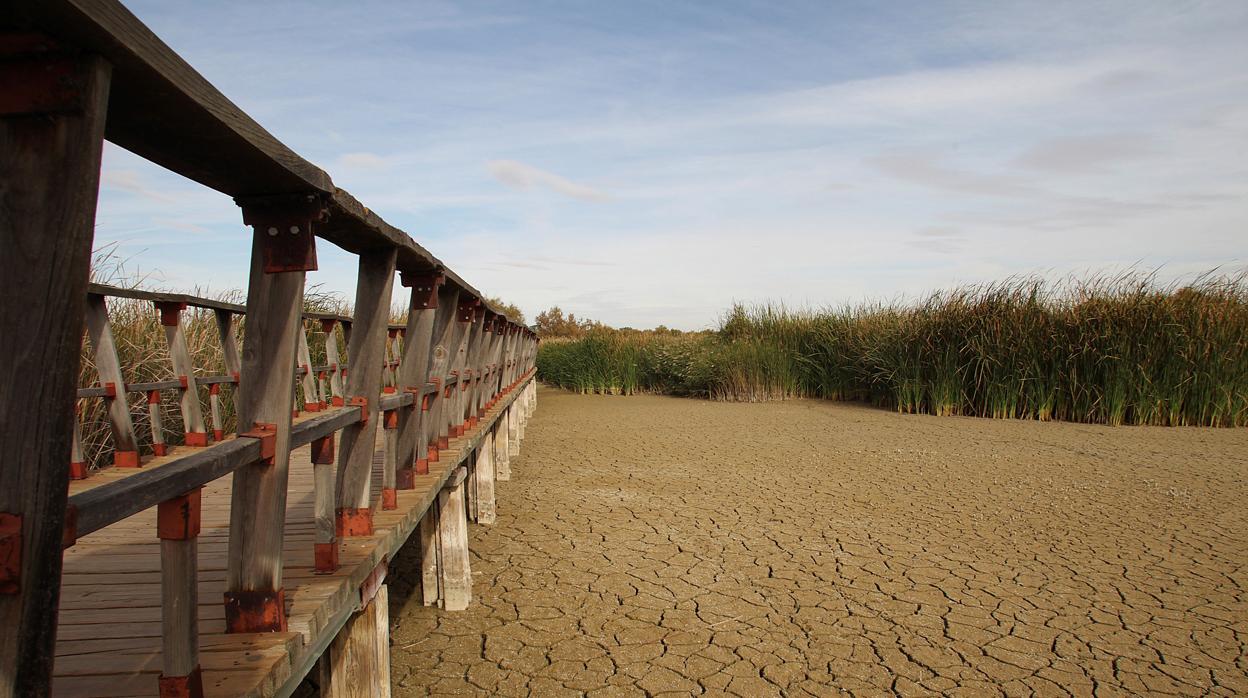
[2,1,539,695]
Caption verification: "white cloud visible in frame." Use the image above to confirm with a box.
[486,160,609,201]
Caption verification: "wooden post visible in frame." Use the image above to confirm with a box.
[0,50,111,696]
[335,248,397,538]
[297,321,321,412]
[320,319,345,406]
[320,584,392,698]
[474,431,496,524]
[224,193,323,633]
[157,302,208,446]
[158,488,203,697]
[494,413,511,481]
[208,383,224,442]
[424,285,460,461]
[381,408,398,510]
[148,390,167,457]
[213,310,242,379]
[311,432,337,574]
[437,467,471,611]
[508,394,521,459]
[395,272,441,487]
[84,294,140,466]
[418,506,440,606]
[70,403,87,480]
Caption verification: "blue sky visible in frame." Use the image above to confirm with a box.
[97,0,1248,329]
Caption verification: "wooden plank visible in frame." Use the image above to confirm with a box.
[394,273,439,483]
[322,321,344,406]
[0,51,111,696]
[335,248,397,535]
[90,283,247,315]
[424,286,460,457]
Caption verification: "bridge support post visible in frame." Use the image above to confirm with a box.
[396,272,442,489]
[0,47,111,695]
[424,285,461,464]
[437,467,472,610]
[318,584,392,698]
[495,410,511,481]
[418,505,441,606]
[225,193,324,633]
[158,488,204,697]
[475,431,497,524]
[335,248,398,538]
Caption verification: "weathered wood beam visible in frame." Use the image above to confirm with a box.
[335,248,397,537]
[0,49,111,696]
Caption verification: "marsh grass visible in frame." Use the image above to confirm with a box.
[537,271,1248,426]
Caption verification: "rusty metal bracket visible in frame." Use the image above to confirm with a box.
[311,433,335,464]
[0,36,95,116]
[348,396,369,425]
[238,422,278,465]
[456,297,480,322]
[224,588,287,633]
[401,271,445,309]
[236,193,327,273]
[157,488,202,541]
[155,301,186,327]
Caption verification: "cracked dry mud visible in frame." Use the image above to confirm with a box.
[388,387,1248,696]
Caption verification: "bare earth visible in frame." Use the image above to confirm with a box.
[388,387,1248,697]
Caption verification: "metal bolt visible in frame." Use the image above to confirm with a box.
[267,226,279,236]
[290,225,300,234]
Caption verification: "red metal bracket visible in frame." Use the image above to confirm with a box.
[104,381,117,398]
[239,422,278,465]
[115,450,141,468]
[224,588,287,633]
[0,513,20,594]
[63,504,77,549]
[157,489,202,541]
[0,44,94,116]
[314,542,339,575]
[383,409,399,430]
[456,297,480,322]
[236,193,327,273]
[401,272,445,309]
[335,508,373,537]
[311,433,335,464]
[158,665,204,698]
[155,301,186,327]
[381,487,397,510]
[184,432,208,447]
[348,396,369,424]
[403,386,423,411]
[319,318,337,334]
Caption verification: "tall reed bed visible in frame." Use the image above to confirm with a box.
[537,271,1248,426]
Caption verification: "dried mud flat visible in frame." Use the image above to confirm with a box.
[389,387,1247,697]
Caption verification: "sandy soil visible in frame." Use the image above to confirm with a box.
[388,386,1248,696]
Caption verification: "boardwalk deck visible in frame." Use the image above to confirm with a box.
[54,388,526,698]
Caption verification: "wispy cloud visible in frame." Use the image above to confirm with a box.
[487,160,609,201]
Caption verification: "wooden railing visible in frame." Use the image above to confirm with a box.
[0,1,539,694]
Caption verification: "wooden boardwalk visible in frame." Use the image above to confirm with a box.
[55,393,524,697]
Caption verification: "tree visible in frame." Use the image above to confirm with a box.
[484,296,525,325]
[534,306,600,338]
